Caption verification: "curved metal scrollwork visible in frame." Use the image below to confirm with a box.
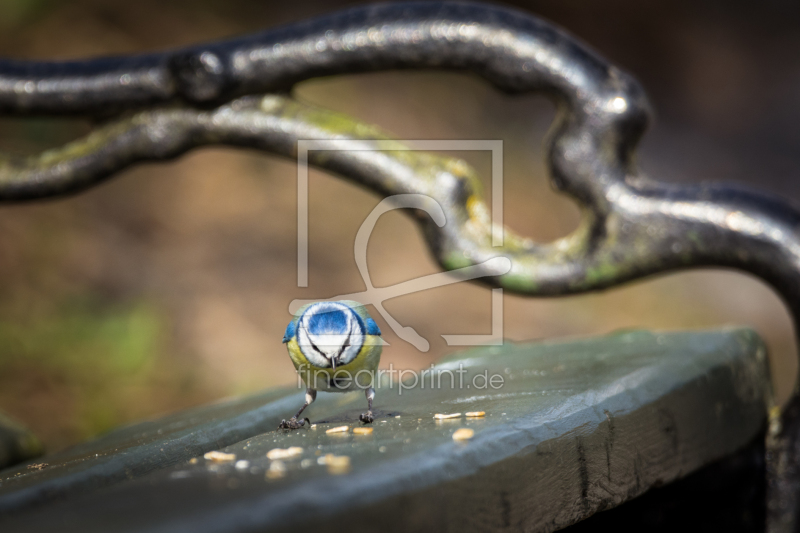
[0,2,798,529]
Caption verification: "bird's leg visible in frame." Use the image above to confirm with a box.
[359,387,375,424]
[278,388,316,430]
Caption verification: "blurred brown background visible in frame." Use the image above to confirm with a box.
[0,0,798,453]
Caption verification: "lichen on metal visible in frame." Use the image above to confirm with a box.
[0,2,798,529]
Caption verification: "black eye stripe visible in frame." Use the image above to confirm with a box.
[298,314,363,368]
[307,336,325,357]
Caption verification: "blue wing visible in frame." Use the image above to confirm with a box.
[282,320,297,343]
[365,317,381,336]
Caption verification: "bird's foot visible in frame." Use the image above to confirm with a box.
[277,417,310,430]
[359,411,374,424]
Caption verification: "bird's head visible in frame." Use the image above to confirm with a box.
[289,301,367,369]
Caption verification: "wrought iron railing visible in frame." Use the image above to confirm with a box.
[0,2,797,530]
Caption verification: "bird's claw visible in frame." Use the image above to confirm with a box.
[278,417,310,430]
[359,411,374,424]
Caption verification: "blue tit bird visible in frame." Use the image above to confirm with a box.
[279,300,383,430]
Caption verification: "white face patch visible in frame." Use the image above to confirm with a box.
[296,302,365,368]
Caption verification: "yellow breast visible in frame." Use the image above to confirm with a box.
[286,336,382,392]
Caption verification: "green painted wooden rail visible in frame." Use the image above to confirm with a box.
[0,328,772,532]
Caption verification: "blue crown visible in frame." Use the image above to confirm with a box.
[283,301,381,343]
[307,305,359,336]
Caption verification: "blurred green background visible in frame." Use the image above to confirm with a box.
[0,0,798,452]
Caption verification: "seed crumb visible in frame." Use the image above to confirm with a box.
[452,428,475,441]
[465,411,486,418]
[318,454,351,474]
[204,451,237,462]
[434,413,461,420]
[326,425,349,434]
[353,427,373,435]
[266,460,286,479]
[266,446,303,460]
